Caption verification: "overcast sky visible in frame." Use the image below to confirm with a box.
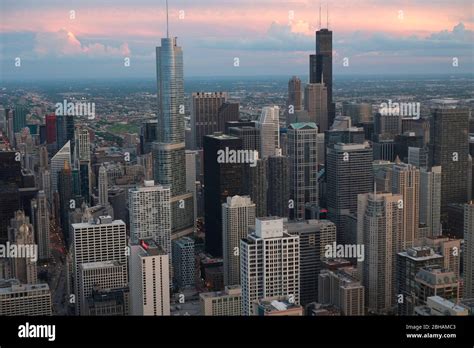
[0,0,473,80]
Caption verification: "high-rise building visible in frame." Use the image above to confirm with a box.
[342,102,373,125]
[50,140,71,193]
[419,166,442,237]
[128,181,171,255]
[155,36,194,237]
[140,120,157,155]
[129,239,170,315]
[430,108,470,213]
[222,195,255,286]
[288,123,319,220]
[257,106,280,159]
[13,105,27,133]
[327,142,373,244]
[56,114,74,153]
[172,236,195,289]
[71,216,128,315]
[0,280,52,316]
[464,201,474,299]
[191,92,228,149]
[408,146,429,170]
[304,83,328,132]
[203,133,243,257]
[228,126,260,152]
[241,158,267,217]
[200,285,242,316]
[30,190,50,261]
[75,127,90,162]
[217,102,240,133]
[240,217,300,315]
[358,192,403,314]
[267,154,289,218]
[45,113,57,145]
[98,163,108,206]
[288,76,302,112]
[58,160,73,242]
[374,113,402,139]
[391,162,420,250]
[415,266,459,306]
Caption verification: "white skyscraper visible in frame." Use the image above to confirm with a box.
[129,239,170,315]
[222,195,256,286]
[31,190,51,261]
[420,166,442,237]
[71,216,128,315]
[257,106,280,158]
[75,127,90,162]
[240,217,300,315]
[128,180,171,255]
[464,201,474,299]
[50,140,71,193]
[98,163,108,206]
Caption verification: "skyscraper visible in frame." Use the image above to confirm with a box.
[50,140,71,193]
[75,127,90,162]
[56,114,74,153]
[98,163,108,206]
[257,106,280,159]
[240,217,300,315]
[464,201,474,299]
[128,180,171,254]
[57,160,73,243]
[288,76,302,111]
[222,195,256,286]
[241,158,267,217]
[30,190,51,261]
[13,105,27,133]
[172,236,195,289]
[419,166,442,237]
[430,108,469,213]
[304,83,328,132]
[358,192,403,314]
[288,122,319,220]
[155,35,194,237]
[267,154,290,218]
[217,102,240,133]
[45,113,57,145]
[191,92,228,149]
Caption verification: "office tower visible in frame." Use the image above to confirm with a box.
[252,296,304,316]
[71,217,128,315]
[79,161,91,205]
[310,28,334,125]
[45,113,57,145]
[391,163,420,250]
[191,92,228,149]
[304,83,328,132]
[155,36,194,237]
[13,105,27,133]
[56,114,75,152]
[203,133,243,257]
[129,239,170,315]
[128,181,171,255]
[397,247,444,315]
[200,285,242,316]
[419,166,442,237]
[225,120,256,134]
[430,108,469,212]
[172,236,195,289]
[374,113,402,139]
[408,146,429,169]
[84,288,128,316]
[217,102,240,133]
[78,261,128,315]
[75,127,90,162]
[318,269,365,315]
[58,160,73,242]
[50,140,71,193]
[395,132,424,162]
[7,210,38,284]
[326,117,366,145]
[288,76,302,111]
[342,102,373,125]
[241,159,267,217]
[327,143,373,244]
[30,191,50,261]
[256,106,280,159]
[140,120,157,155]
[98,163,108,206]
[222,196,256,286]
[240,217,300,315]
[373,137,396,161]
[0,151,21,242]
[286,220,335,305]
[228,126,260,152]
[415,266,459,306]
[464,201,474,298]
[357,192,403,314]
[185,150,198,223]
[288,123,319,220]
[0,280,52,315]
[267,154,289,218]
[39,145,49,169]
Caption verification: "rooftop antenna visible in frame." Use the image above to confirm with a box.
[166,0,169,38]
[319,3,322,30]
[326,1,329,29]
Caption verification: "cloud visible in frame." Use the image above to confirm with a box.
[34,29,130,57]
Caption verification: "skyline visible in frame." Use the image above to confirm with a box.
[1,0,473,79]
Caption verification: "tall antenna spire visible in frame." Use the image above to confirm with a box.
[319,3,321,30]
[166,0,169,38]
[326,1,329,29]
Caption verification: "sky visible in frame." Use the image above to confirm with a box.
[0,0,473,79]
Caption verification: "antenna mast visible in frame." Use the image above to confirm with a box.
[319,3,321,30]
[326,2,329,29]
[166,0,169,38]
